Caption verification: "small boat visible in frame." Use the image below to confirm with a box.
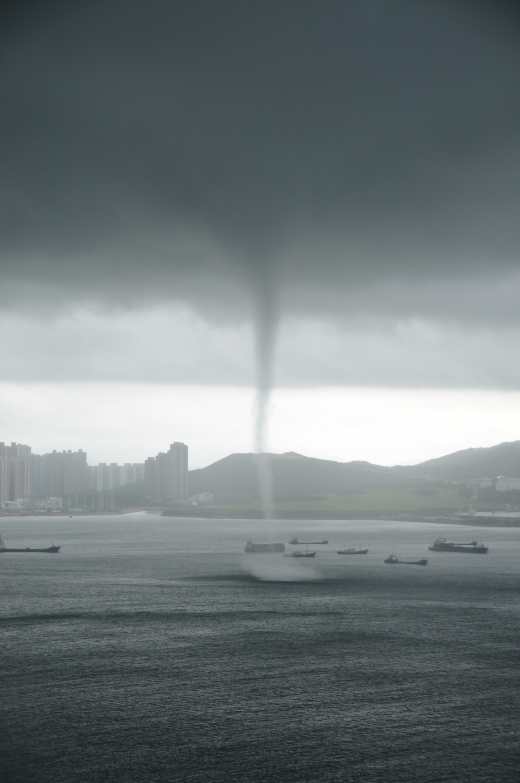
[244,540,285,554]
[428,537,488,554]
[285,550,316,558]
[0,534,60,554]
[384,553,427,566]
[337,547,368,555]
[289,537,328,545]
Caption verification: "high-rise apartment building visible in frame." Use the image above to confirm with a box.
[0,451,9,506]
[144,456,161,503]
[144,442,188,505]
[165,442,188,502]
[89,462,144,493]
[0,442,32,504]
[30,450,89,507]
[87,461,145,510]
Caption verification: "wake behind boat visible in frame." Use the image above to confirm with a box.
[244,540,285,554]
[384,554,428,566]
[429,537,488,554]
[0,534,60,554]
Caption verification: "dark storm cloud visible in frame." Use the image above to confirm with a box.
[2,0,520,325]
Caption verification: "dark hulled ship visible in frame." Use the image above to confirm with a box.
[0,535,60,553]
[429,537,488,554]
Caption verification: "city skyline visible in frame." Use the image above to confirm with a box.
[0,438,188,511]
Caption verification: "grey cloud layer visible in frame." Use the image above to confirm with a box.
[2,307,520,389]
[2,1,520,392]
[2,1,520,319]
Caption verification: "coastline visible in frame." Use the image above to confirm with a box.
[3,507,519,527]
[161,508,520,526]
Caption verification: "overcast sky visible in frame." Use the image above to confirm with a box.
[2,1,520,465]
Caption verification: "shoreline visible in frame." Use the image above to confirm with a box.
[3,508,520,527]
[0,509,143,518]
[161,508,520,526]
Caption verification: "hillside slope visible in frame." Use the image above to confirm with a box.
[413,441,520,481]
[190,451,402,503]
[188,442,520,504]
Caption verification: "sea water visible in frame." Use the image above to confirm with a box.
[1,513,520,782]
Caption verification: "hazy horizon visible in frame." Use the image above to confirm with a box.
[3,383,520,469]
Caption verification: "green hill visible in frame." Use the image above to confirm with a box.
[186,441,520,513]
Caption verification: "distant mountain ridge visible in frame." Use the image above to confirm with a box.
[189,451,395,503]
[188,441,520,503]
[408,441,520,481]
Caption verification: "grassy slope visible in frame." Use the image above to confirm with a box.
[202,484,466,516]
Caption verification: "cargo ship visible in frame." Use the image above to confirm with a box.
[285,550,316,558]
[244,540,285,553]
[384,554,428,566]
[428,537,488,554]
[0,534,60,554]
[337,547,368,555]
[289,537,328,545]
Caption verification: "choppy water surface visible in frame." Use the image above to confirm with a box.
[1,513,520,782]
